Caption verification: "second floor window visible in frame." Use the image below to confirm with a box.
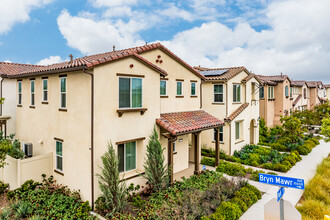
[18,81,22,105]
[290,87,293,98]
[285,86,289,97]
[30,80,35,106]
[177,81,183,96]
[119,77,142,108]
[304,88,307,99]
[60,77,66,109]
[214,84,223,103]
[43,79,48,102]
[233,84,241,103]
[160,80,167,96]
[268,86,274,99]
[259,86,264,99]
[191,82,196,96]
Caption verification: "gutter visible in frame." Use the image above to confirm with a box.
[0,78,3,116]
[83,68,95,210]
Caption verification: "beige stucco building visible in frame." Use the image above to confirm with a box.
[194,66,260,155]
[325,85,330,99]
[1,43,225,208]
[306,81,324,108]
[257,74,293,127]
[290,81,309,111]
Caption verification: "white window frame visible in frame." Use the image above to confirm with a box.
[213,84,224,103]
[118,141,137,173]
[235,121,241,140]
[55,141,63,172]
[268,86,274,99]
[233,84,241,103]
[18,81,22,105]
[160,80,167,96]
[191,82,196,96]
[30,80,35,106]
[119,77,143,109]
[173,141,176,153]
[213,126,224,142]
[42,79,48,102]
[176,81,183,96]
[60,77,67,109]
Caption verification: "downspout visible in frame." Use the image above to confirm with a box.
[225,82,228,117]
[83,68,95,210]
[200,80,203,109]
[0,78,4,116]
[228,122,231,155]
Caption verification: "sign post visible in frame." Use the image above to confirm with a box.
[259,173,304,220]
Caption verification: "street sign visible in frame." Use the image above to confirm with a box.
[277,187,285,202]
[203,165,206,170]
[259,173,304,189]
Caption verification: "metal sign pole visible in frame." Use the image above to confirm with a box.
[280,197,284,220]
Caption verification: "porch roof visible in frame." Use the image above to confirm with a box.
[156,110,224,136]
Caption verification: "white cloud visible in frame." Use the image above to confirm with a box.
[90,0,137,8]
[3,60,12,63]
[157,6,194,22]
[36,56,63,65]
[0,0,53,35]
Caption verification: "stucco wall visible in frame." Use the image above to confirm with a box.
[1,78,17,135]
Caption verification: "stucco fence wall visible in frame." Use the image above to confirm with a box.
[0,153,53,190]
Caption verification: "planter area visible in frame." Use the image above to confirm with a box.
[96,170,261,220]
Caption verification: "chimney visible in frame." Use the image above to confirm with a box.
[69,54,73,62]
[113,45,115,52]
[145,42,148,45]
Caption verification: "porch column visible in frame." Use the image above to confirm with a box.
[167,135,177,184]
[215,127,220,166]
[193,132,201,174]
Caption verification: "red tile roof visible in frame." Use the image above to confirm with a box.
[0,62,42,76]
[156,110,224,136]
[224,102,249,122]
[293,94,302,106]
[241,73,262,84]
[291,81,306,87]
[306,81,322,88]
[325,84,330,88]
[256,74,291,85]
[194,66,249,81]
[1,43,204,80]
[319,96,328,102]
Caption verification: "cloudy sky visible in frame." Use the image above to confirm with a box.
[0,0,329,83]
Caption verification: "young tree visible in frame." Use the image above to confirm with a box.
[321,118,330,142]
[143,127,169,192]
[280,116,305,143]
[96,142,127,216]
[259,118,269,142]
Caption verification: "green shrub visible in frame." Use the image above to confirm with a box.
[304,140,316,148]
[271,143,288,152]
[7,179,41,200]
[201,157,215,167]
[296,145,311,155]
[0,181,9,194]
[245,184,262,200]
[231,197,248,212]
[233,187,258,207]
[216,161,246,176]
[309,138,320,145]
[292,150,302,160]
[210,201,242,220]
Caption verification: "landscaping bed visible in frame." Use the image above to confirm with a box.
[0,175,94,219]
[96,170,261,220]
[202,144,302,173]
[296,154,330,219]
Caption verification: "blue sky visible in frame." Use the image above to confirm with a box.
[0,0,329,83]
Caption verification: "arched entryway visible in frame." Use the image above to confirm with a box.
[250,119,256,144]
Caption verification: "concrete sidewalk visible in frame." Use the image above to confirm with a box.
[240,139,330,220]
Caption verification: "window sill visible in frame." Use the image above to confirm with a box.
[212,102,225,105]
[190,95,198,98]
[41,101,48,104]
[268,98,275,101]
[17,104,22,107]
[54,169,64,176]
[59,108,67,112]
[117,108,147,117]
[212,141,225,144]
[176,96,184,98]
[290,98,294,100]
[29,106,35,109]
[235,139,244,144]
[119,169,145,182]
[233,102,241,104]
[160,95,168,98]
[173,152,178,155]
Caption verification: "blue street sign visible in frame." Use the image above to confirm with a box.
[277,187,285,202]
[203,165,206,170]
[259,173,304,189]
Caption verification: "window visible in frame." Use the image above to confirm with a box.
[285,86,289,97]
[304,88,307,99]
[290,87,293,98]
[18,81,22,105]
[56,141,63,172]
[43,79,48,102]
[119,77,142,108]
[268,86,274,99]
[177,81,183,96]
[173,141,176,153]
[259,86,264,99]
[30,80,35,106]
[214,84,223,103]
[160,80,167,96]
[235,122,240,140]
[213,126,224,142]
[60,77,66,109]
[118,142,136,172]
[191,82,196,96]
[233,84,241,103]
